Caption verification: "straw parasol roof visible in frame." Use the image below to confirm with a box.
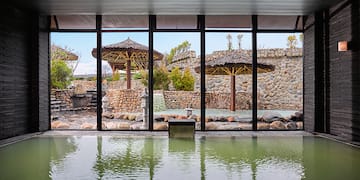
[91,37,163,70]
[51,45,78,61]
[92,37,163,89]
[195,52,274,75]
[195,52,275,111]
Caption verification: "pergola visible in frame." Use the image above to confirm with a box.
[195,52,275,111]
[92,38,163,89]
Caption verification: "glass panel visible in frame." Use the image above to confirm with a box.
[50,33,97,129]
[205,32,253,130]
[257,33,303,130]
[258,16,302,30]
[102,15,148,30]
[55,15,96,29]
[101,32,149,130]
[156,15,198,29]
[205,15,252,30]
[153,32,201,130]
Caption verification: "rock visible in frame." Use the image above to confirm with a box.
[135,115,143,122]
[206,123,217,130]
[295,111,304,121]
[81,123,94,129]
[296,121,303,129]
[117,122,130,129]
[261,112,284,123]
[106,122,117,129]
[285,122,297,130]
[188,115,197,120]
[55,122,70,129]
[257,123,270,130]
[163,115,170,122]
[51,121,61,128]
[154,115,165,122]
[128,115,136,121]
[154,123,168,130]
[102,122,107,130]
[177,115,188,119]
[102,112,114,119]
[196,116,201,122]
[238,123,252,130]
[113,113,122,119]
[270,121,286,129]
[227,116,235,122]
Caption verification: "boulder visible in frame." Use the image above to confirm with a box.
[55,122,70,129]
[117,122,130,129]
[206,123,217,130]
[51,121,61,128]
[154,115,165,121]
[296,121,303,129]
[81,123,94,129]
[154,123,168,130]
[135,115,143,122]
[128,115,136,121]
[270,121,286,129]
[227,116,235,122]
[261,112,284,123]
[257,123,270,130]
[102,112,114,119]
[285,122,297,130]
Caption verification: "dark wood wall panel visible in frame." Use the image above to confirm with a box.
[303,15,316,132]
[328,2,358,141]
[0,7,32,139]
[0,5,50,139]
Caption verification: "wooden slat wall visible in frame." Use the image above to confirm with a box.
[303,15,316,132]
[0,5,50,139]
[328,0,360,141]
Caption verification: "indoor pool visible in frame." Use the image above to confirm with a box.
[0,136,359,180]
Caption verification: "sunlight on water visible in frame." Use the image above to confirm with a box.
[0,136,360,180]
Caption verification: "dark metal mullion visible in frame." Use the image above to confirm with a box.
[54,15,59,30]
[199,15,206,131]
[252,15,258,131]
[149,15,155,131]
[295,16,300,30]
[96,15,102,131]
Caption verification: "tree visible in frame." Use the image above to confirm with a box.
[287,35,298,48]
[170,66,182,90]
[167,41,192,64]
[227,34,233,50]
[237,34,243,49]
[51,60,72,89]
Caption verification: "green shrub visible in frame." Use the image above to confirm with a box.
[170,66,195,91]
[133,72,142,80]
[51,60,72,89]
[140,65,170,90]
[112,71,120,81]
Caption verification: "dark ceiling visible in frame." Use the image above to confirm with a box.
[11,0,342,15]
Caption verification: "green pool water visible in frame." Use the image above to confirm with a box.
[0,136,359,180]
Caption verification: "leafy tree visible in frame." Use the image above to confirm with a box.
[112,70,120,81]
[167,41,191,64]
[287,35,298,48]
[51,60,72,89]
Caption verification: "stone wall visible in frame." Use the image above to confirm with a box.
[170,48,303,110]
[106,89,142,113]
[163,91,253,110]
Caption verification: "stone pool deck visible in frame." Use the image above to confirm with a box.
[42,130,312,137]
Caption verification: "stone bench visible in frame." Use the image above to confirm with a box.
[168,119,195,138]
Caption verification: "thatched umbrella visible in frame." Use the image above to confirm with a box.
[92,38,163,89]
[51,45,78,61]
[195,52,275,111]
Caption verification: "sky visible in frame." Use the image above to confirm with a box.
[51,32,302,75]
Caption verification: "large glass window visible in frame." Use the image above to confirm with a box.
[205,32,253,130]
[257,33,303,130]
[101,32,150,130]
[153,32,201,130]
[50,33,97,129]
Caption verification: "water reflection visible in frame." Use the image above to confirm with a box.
[1,136,360,179]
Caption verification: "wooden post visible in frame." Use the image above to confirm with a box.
[126,59,131,89]
[230,75,236,111]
